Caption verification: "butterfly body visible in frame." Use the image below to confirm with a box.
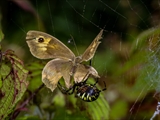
[26,30,103,91]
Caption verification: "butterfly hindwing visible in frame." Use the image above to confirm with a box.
[42,58,73,91]
[73,64,100,83]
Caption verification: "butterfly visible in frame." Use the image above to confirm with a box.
[26,30,103,92]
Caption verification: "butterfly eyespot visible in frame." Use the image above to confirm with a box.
[38,37,44,43]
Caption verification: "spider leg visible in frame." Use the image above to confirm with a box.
[67,84,77,95]
[93,79,106,92]
[57,82,67,94]
[58,82,76,95]
[89,60,92,66]
[81,71,91,84]
[93,78,99,86]
[100,81,107,92]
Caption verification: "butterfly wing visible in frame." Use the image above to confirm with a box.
[42,58,73,91]
[80,29,103,62]
[73,64,100,83]
[26,31,75,60]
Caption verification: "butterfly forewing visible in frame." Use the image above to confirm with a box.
[80,29,103,62]
[26,31,75,60]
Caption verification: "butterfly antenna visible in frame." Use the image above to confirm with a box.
[70,34,79,56]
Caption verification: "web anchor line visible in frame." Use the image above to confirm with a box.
[150,102,160,120]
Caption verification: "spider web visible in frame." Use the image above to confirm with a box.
[2,0,160,119]
[46,1,160,119]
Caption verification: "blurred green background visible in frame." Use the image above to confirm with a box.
[1,0,160,119]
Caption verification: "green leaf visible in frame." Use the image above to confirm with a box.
[0,50,28,119]
[26,61,45,91]
[85,92,110,119]
[0,29,4,43]
[131,26,160,52]
[65,79,110,120]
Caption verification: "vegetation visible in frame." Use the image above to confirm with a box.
[0,0,160,119]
